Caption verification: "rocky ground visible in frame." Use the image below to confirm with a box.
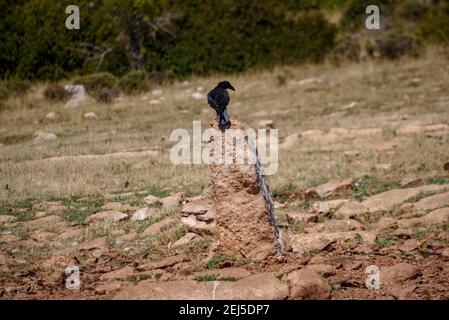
[1,51,449,300]
[1,169,449,299]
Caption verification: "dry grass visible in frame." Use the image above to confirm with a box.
[1,48,449,208]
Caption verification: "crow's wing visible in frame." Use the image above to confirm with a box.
[207,90,220,112]
[215,90,229,114]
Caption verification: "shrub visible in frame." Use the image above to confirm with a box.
[374,33,422,59]
[419,3,449,44]
[328,36,361,65]
[119,70,150,94]
[0,78,31,100]
[43,83,68,101]
[397,0,430,21]
[74,72,118,97]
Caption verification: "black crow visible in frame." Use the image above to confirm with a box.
[207,80,235,131]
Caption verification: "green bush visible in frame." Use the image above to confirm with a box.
[328,36,361,65]
[43,83,68,101]
[74,72,118,97]
[373,33,422,60]
[397,0,430,21]
[419,3,449,44]
[119,70,150,94]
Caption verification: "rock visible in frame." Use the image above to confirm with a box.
[84,112,97,120]
[131,207,155,221]
[173,233,201,247]
[191,92,204,100]
[371,217,398,230]
[396,123,449,136]
[279,133,299,149]
[400,176,423,187]
[100,266,135,281]
[181,199,212,216]
[95,281,123,294]
[160,193,183,208]
[216,273,289,300]
[337,201,368,219]
[191,267,251,281]
[374,140,398,153]
[287,212,318,224]
[310,219,365,233]
[142,218,178,237]
[398,239,419,252]
[86,210,128,223]
[209,120,281,259]
[254,120,275,129]
[64,85,88,108]
[45,112,56,119]
[286,269,331,300]
[391,228,411,239]
[381,263,420,284]
[24,215,64,230]
[312,199,349,215]
[343,150,360,157]
[0,253,9,266]
[419,207,449,225]
[399,207,449,227]
[311,178,354,198]
[181,215,216,236]
[114,279,213,300]
[143,195,161,206]
[0,215,16,224]
[114,273,288,300]
[78,237,109,251]
[137,255,189,271]
[361,185,449,213]
[341,102,358,110]
[390,285,417,300]
[30,231,56,242]
[407,191,449,212]
[34,131,57,142]
[304,264,336,277]
[290,231,376,253]
[56,228,84,241]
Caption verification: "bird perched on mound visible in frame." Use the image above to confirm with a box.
[207,80,235,131]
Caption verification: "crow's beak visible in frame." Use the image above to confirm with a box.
[230,85,235,91]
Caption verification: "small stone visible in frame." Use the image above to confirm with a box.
[45,112,56,119]
[287,269,331,300]
[311,178,354,198]
[131,207,155,221]
[143,195,161,206]
[100,266,135,281]
[160,193,183,207]
[191,92,204,100]
[137,255,189,271]
[142,218,178,237]
[95,281,123,294]
[34,131,57,142]
[398,239,419,252]
[304,264,336,277]
[173,233,201,247]
[84,112,97,120]
[381,263,420,284]
[86,210,128,223]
